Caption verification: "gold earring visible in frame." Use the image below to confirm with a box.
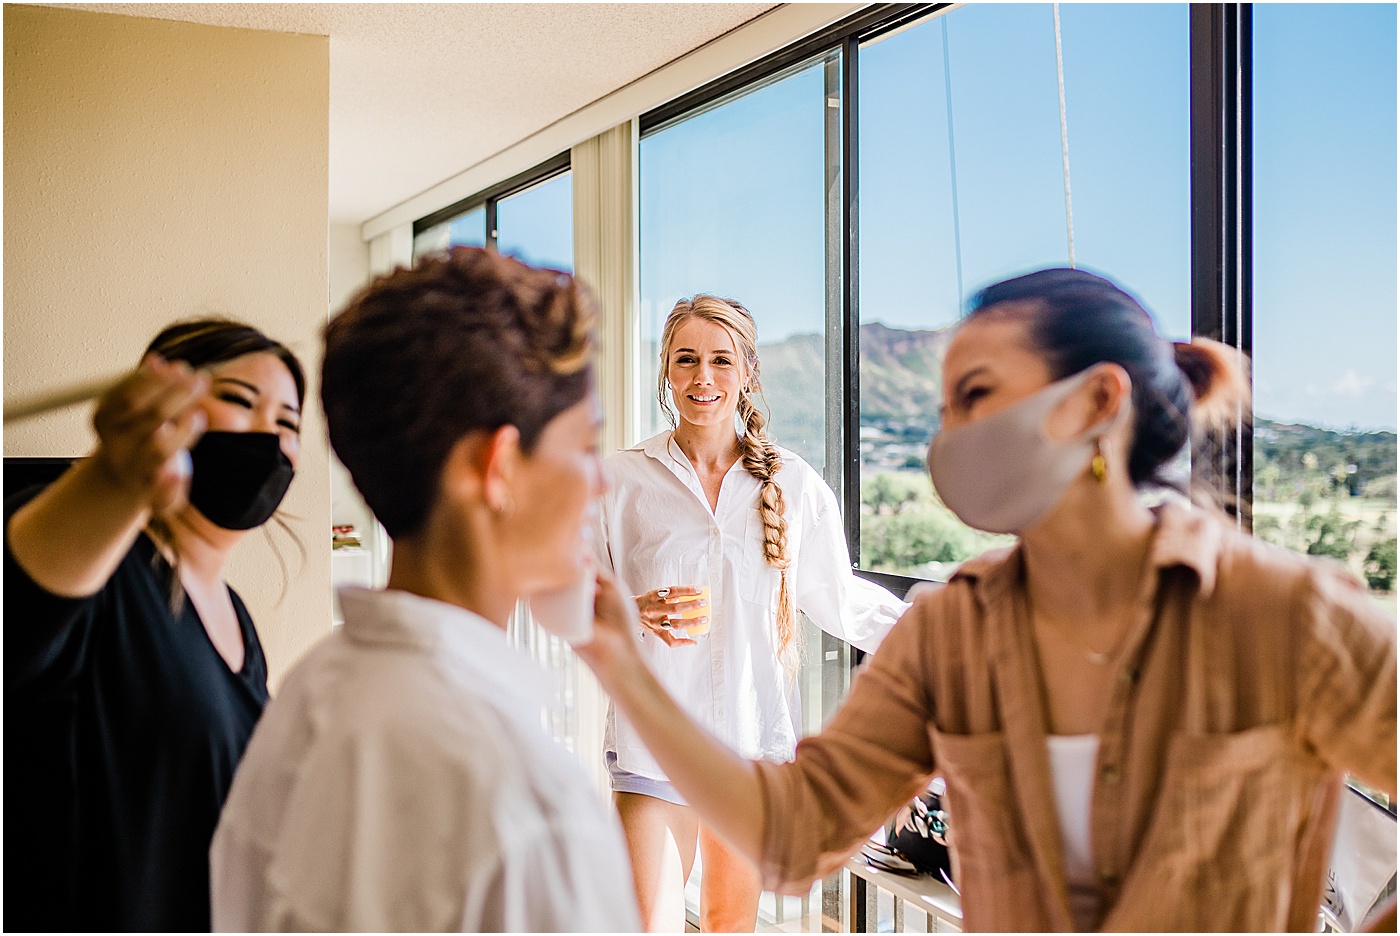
[1090,441,1109,484]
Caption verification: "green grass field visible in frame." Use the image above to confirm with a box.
[1254,496,1396,620]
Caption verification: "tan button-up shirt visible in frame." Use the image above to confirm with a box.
[753,503,1396,931]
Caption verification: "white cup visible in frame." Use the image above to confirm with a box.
[528,562,597,645]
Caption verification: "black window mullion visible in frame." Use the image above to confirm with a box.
[1189,2,1254,529]
[485,198,499,252]
[842,33,862,572]
[413,150,570,238]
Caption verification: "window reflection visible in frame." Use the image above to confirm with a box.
[413,205,486,261]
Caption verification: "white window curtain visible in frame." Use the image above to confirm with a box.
[506,120,641,803]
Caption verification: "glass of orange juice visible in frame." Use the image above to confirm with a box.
[670,548,711,637]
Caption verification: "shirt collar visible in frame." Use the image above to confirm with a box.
[951,500,1221,601]
[631,430,694,472]
[336,586,561,711]
[629,430,673,459]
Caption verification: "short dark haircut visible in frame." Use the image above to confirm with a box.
[145,319,306,406]
[322,247,597,539]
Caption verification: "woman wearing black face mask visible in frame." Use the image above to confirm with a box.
[4,319,304,932]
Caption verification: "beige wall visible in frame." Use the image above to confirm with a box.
[4,5,332,686]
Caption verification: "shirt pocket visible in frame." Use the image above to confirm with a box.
[739,508,781,609]
[1111,724,1301,931]
[1137,723,1298,870]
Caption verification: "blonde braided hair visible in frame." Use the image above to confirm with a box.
[657,295,797,661]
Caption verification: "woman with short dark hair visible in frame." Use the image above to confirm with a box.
[581,268,1397,931]
[211,247,640,932]
[5,319,305,931]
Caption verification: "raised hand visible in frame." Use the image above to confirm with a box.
[91,354,209,516]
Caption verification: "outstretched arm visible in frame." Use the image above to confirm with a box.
[580,570,940,890]
[8,356,208,597]
[577,570,765,859]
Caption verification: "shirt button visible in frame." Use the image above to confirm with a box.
[1099,868,1118,886]
[1101,764,1121,785]
[1121,668,1137,686]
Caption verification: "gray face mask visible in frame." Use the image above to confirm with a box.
[928,367,1125,535]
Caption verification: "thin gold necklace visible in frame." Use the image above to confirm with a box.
[1032,611,1116,666]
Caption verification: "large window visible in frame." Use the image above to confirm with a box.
[856,3,1191,582]
[409,158,588,777]
[1251,4,1398,614]
[407,3,1397,921]
[640,54,836,475]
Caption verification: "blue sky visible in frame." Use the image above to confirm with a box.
[1252,3,1397,432]
[469,3,1396,432]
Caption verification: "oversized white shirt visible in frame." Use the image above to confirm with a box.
[210,587,640,933]
[596,431,909,780]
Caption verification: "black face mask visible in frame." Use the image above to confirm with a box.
[187,431,295,530]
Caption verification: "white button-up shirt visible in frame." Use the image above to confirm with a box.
[210,587,640,933]
[596,431,909,781]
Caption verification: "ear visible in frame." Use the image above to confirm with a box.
[1084,364,1132,431]
[440,426,522,512]
[481,425,522,513]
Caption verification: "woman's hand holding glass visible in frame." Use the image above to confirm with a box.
[633,586,707,646]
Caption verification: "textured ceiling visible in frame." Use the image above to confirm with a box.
[53,3,777,223]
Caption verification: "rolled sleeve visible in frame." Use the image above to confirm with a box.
[756,598,937,891]
[1297,563,1397,798]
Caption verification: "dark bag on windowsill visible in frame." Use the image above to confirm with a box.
[877,777,957,890]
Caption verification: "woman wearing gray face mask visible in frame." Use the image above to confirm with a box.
[578,267,1397,932]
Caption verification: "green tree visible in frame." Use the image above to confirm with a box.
[861,472,926,515]
[1304,506,1362,562]
[1364,538,1397,592]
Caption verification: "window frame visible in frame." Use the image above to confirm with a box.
[412,151,572,255]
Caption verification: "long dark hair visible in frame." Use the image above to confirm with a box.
[967,268,1248,492]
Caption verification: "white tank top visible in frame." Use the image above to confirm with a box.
[1046,734,1101,931]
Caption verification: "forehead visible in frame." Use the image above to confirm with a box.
[671,316,737,353]
[943,314,1042,377]
[208,352,299,400]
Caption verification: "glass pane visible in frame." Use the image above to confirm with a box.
[412,205,486,261]
[497,172,574,272]
[1252,4,1397,617]
[857,3,1190,580]
[640,57,832,475]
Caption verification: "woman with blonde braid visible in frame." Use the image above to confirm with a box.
[594,295,907,931]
